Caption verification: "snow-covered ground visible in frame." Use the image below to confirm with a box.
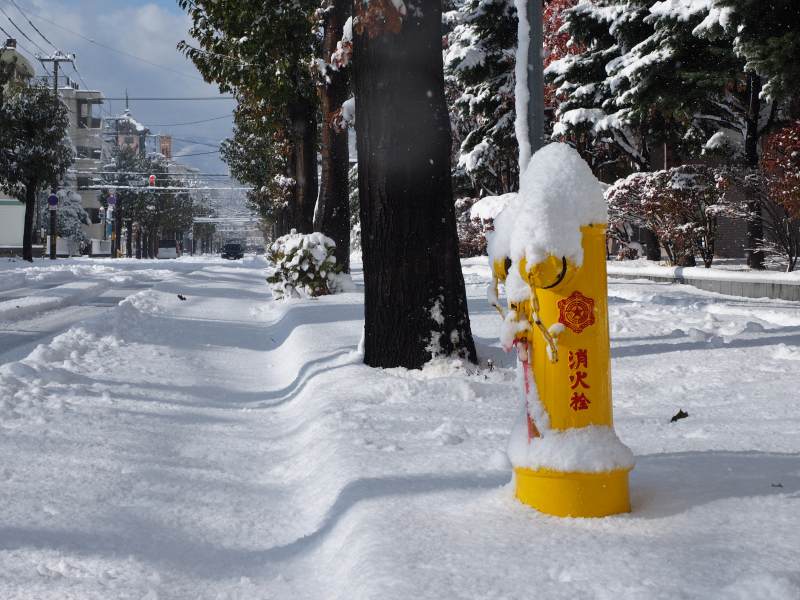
[1,255,798,599]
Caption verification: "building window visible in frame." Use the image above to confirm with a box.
[76,146,101,159]
[77,99,103,129]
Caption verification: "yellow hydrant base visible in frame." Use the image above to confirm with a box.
[514,466,631,518]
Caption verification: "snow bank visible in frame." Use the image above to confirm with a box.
[0,280,108,322]
[489,143,606,271]
[607,261,800,285]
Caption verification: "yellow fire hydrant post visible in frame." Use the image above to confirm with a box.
[493,223,633,518]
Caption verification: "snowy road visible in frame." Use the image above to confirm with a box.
[0,256,798,599]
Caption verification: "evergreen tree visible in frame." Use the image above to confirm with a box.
[638,2,776,268]
[711,0,800,105]
[39,185,90,244]
[220,99,292,237]
[445,0,519,196]
[546,1,655,174]
[353,0,477,368]
[178,0,319,233]
[0,84,73,261]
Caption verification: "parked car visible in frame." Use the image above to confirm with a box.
[222,243,244,260]
[157,240,178,259]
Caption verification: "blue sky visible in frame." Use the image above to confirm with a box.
[7,0,236,173]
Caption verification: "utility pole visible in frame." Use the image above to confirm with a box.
[38,51,75,108]
[515,0,545,172]
[528,0,544,155]
[39,52,74,259]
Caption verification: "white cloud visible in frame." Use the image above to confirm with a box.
[13,0,235,173]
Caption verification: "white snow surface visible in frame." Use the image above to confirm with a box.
[509,421,635,472]
[608,260,800,285]
[490,143,607,270]
[0,254,799,598]
[469,192,515,222]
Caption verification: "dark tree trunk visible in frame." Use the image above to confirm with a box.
[135,226,142,259]
[114,204,123,259]
[289,96,318,234]
[274,207,289,238]
[22,181,36,262]
[353,0,477,369]
[316,0,352,271]
[639,144,661,261]
[745,73,765,270]
[641,228,661,261]
[126,220,133,257]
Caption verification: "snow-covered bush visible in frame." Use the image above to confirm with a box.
[38,189,90,244]
[266,230,342,299]
[606,166,744,268]
[454,197,487,258]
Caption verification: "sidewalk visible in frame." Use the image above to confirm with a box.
[0,257,798,599]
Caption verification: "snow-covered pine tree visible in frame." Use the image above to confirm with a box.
[545,1,654,176]
[445,0,519,196]
[640,1,776,268]
[711,0,800,107]
[0,84,73,262]
[38,185,90,245]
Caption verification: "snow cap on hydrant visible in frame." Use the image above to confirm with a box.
[489,143,634,518]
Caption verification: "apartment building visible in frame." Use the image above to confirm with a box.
[59,83,106,240]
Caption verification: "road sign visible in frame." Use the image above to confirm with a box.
[108,195,117,206]
[47,194,58,210]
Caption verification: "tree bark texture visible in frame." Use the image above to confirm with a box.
[289,97,318,234]
[126,220,133,257]
[353,0,477,369]
[114,204,123,259]
[316,0,352,271]
[744,73,765,270]
[22,181,36,262]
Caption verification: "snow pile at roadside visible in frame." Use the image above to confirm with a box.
[489,143,607,271]
[0,280,109,321]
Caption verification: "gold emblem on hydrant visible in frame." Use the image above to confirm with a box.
[491,224,634,518]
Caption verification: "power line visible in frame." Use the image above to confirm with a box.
[101,96,235,101]
[13,1,207,82]
[0,24,36,63]
[148,114,232,127]
[70,170,233,177]
[0,4,46,55]
[9,0,57,51]
[172,150,223,158]
[170,136,220,148]
[86,185,251,191]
